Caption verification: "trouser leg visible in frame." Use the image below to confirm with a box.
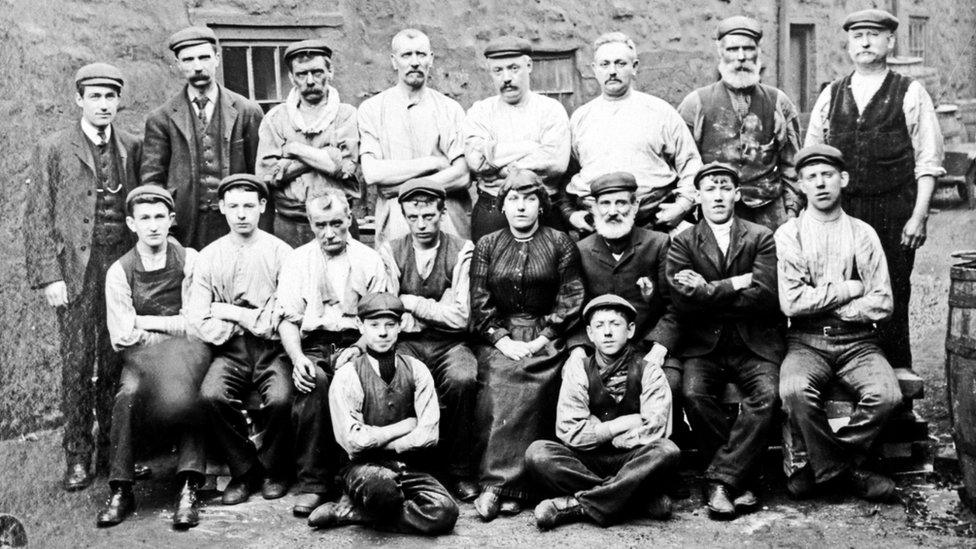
[199,337,258,478]
[94,307,123,460]
[58,286,97,465]
[107,366,140,484]
[662,358,689,445]
[252,340,294,478]
[681,355,731,464]
[393,468,459,535]
[524,440,604,496]
[343,462,404,519]
[291,344,337,494]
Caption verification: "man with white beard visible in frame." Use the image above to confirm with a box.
[677,16,801,232]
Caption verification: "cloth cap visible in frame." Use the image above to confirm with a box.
[716,16,763,41]
[843,9,899,32]
[694,162,740,188]
[583,294,638,322]
[126,185,175,212]
[357,292,405,320]
[795,144,847,171]
[74,63,124,90]
[398,178,447,203]
[590,172,638,197]
[484,36,532,59]
[217,173,268,199]
[168,26,219,54]
[283,39,333,64]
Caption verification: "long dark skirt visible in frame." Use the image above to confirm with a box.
[475,315,565,500]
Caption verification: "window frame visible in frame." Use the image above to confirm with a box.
[219,40,293,111]
[529,49,582,112]
[908,15,929,60]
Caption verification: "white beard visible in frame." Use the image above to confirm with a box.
[718,59,761,90]
[594,214,635,240]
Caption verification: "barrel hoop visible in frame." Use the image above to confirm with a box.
[950,267,976,281]
[947,337,976,359]
[949,293,976,308]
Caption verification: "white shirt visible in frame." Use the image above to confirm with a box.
[80,118,112,145]
[186,85,219,123]
[705,218,733,255]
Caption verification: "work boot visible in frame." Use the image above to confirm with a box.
[474,490,501,522]
[221,469,262,505]
[534,496,588,530]
[172,476,201,530]
[645,493,673,520]
[705,482,736,520]
[95,483,135,527]
[499,498,523,516]
[308,494,368,529]
[449,478,480,503]
[261,476,289,500]
[63,462,93,492]
[733,489,759,514]
[292,492,329,518]
[848,468,896,502]
[786,466,816,500]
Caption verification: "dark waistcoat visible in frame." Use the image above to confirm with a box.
[190,96,225,211]
[354,353,416,427]
[584,350,643,422]
[118,241,186,316]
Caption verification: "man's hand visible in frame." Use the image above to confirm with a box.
[730,273,753,291]
[655,200,690,227]
[400,295,420,312]
[674,269,706,290]
[527,336,550,355]
[334,346,362,369]
[636,277,655,301]
[568,211,595,233]
[43,281,68,308]
[901,214,928,249]
[291,354,317,394]
[495,336,534,361]
[642,343,668,369]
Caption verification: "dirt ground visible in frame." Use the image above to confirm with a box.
[2,188,975,548]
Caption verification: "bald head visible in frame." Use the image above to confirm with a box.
[390,28,433,90]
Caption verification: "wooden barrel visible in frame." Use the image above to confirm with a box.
[946,254,976,509]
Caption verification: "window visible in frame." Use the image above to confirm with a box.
[788,24,817,113]
[908,16,929,59]
[221,42,292,112]
[530,50,583,113]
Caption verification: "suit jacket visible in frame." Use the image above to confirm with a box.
[141,85,266,246]
[574,227,679,352]
[25,122,142,301]
[666,217,784,363]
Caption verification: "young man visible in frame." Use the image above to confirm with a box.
[256,39,360,247]
[357,28,471,244]
[310,292,459,535]
[97,186,210,529]
[275,189,391,517]
[25,63,141,492]
[776,144,900,502]
[187,174,293,505]
[525,294,679,530]
[142,26,267,249]
[667,162,783,519]
[463,36,570,241]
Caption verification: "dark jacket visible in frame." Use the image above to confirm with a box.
[666,217,784,363]
[25,123,142,300]
[140,85,265,245]
[574,227,679,352]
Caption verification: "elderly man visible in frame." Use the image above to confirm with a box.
[25,63,141,492]
[142,26,267,249]
[275,189,391,517]
[187,174,293,506]
[776,145,900,502]
[463,36,570,242]
[805,8,945,372]
[256,39,359,248]
[566,32,701,235]
[358,28,471,245]
[678,16,801,231]
[667,162,783,519]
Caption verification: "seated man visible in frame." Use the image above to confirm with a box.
[776,145,900,501]
[275,189,391,517]
[97,186,211,529]
[187,174,293,505]
[667,162,783,519]
[310,293,459,535]
[525,294,679,530]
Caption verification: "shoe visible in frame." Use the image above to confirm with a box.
[705,482,736,520]
[786,466,816,500]
[262,477,289,500]
[534,496,587,530]
[450,478,480,503]
[473,491,501,522]
[221,471,261,505]
[293,492,328,518]
[134,464,152,480]
[172,479,201,530]
[848,468,896,502]
[645,493,673,520]
[308,494,368,529]
[96,485,135,527]
[63,462,93,492]
[499,498,523,516]
[733,490,759,514]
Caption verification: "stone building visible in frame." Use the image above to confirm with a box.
[1,0,974,436]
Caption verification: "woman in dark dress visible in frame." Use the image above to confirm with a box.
[470,170,585,521]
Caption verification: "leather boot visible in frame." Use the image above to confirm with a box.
[705,482,736,520]
[96,483,135,527]
[172,476,202,530]
[534,496,588,530]
[308,494,369,529]
[63,462,93,492]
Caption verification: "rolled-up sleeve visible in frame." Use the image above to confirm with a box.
[105,262,150,349]
[409,241,473,331]
[904,81,946,180]
[774,224,854,318]
[462,101,495,175]
[357,98,382,159]
[663,107,703,202]
[328,366,378,458]
[275,249,308,325]
[186,249,238,345]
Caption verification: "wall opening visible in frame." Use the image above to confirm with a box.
[788,23,816,114]
[530,50,582,113]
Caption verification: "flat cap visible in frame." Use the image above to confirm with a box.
[74,62,124,90]
[716,16,763,41]
[398,178,446,203]
[843,9,899,32]
[795,144,846,171]
[126,185,174,212]
[694,162,740,187]
[168,26,218,54]
[217,173,268,199]
[357,292,405,320]
[583,294,637,322]
[283,39,333,63]
[590,172,638,197]
[484,36,532,59]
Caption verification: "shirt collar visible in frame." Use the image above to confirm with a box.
[186,84,219,105]
[704,217,733,235]
[80,118,111,144]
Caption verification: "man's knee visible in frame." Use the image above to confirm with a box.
[524,440,559,474]
[441,347,478,393]
[358,474,403,517]
[417,494,459,535]
[199,367,232,407]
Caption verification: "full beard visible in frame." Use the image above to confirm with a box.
[718,59,761,90]
[594,214,635,240]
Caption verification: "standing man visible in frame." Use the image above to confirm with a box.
[275,189,390,517]
[667,163,783,519]
[776,145,900,502]
[463,36,570,241]
[142,26,267,249]
[187,174,293,506]
[678,15,802,231]
[805,9,944,372]
[358,28,471,245]
[566,32,701,234]
[25,63,141,491]
[256,39,360,248]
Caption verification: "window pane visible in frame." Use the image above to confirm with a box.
[532,57,575,94]
[278,47,291,97]
[222,46,249,97]
[252,47,278,101]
